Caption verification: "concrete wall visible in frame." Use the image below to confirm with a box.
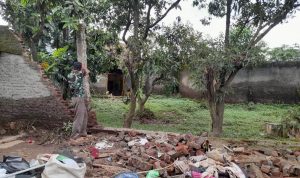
[0,26,22,55]
[179,62,300,103]
[0,53,71,127]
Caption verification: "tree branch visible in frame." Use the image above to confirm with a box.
[148,0,181,29]
[223,65,242,88]
[32,1,46,42]
[143,2,153,40]
[122,9,132,44]
[249,2,300,48]
[252,19,281,46]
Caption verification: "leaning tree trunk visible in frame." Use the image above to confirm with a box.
[76,21,91,100]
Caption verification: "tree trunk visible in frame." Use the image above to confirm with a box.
[208,93,225,136]
[206,69,225,136]
[123,0,140,128]
[123,92,137,128]
[29,39,38,61]
[76,21,91,100]
[137,95,149,114]
[63,28,69,45]
[137,99,145,113]
[224,0,232,48]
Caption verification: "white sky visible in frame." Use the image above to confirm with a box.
[162,0,300,48]
[1,0,299,48]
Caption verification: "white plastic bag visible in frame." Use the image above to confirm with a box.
[41,154,86,178]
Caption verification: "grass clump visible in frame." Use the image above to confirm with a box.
[92,95,298,140]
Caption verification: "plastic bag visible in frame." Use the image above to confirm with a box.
[0,156,30,174]
[41,154,86,178]
[114,172,139,178]
[146,170,159,178]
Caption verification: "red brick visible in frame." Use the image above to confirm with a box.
[175,144,189,155]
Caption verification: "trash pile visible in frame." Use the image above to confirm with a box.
[68,131,300,178]
[0,153,86,178]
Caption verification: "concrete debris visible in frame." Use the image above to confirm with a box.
[95,140,114,149]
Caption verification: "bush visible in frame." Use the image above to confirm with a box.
[281,107,300,138]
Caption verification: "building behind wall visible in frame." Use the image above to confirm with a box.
[92,69,130,96]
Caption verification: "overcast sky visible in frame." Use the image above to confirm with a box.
[1,0,299,48]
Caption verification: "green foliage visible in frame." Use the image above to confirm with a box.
[62,121,73,136]
[39,46,75,99]
[143,22,203,94]
[189,26,267,90]
[53,46,69,58]
[281,107,300,137]
[87,29,120,82]
[268,44,300,61]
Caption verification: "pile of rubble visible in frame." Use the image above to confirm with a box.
[67,130,300,178]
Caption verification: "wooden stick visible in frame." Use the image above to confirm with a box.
[223,144,233,152]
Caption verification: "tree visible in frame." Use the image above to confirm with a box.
[135,22,204,113]
[107,0,182,128]
[192,0,300,136]
[48,0,110,100]
[268,44,300,61]
[87,29,120,83]
[0,0,56,61]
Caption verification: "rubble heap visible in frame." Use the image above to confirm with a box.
[67,130,300,178]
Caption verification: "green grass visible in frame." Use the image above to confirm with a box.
[92,95,298,140]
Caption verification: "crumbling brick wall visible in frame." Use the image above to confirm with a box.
[0,53,71,127]
[0,26,72,128]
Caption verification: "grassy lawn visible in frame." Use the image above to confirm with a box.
[92,95,298,140]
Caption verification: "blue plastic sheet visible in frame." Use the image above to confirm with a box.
[114,172,139,178]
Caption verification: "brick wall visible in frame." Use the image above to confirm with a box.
[0,53,72,127]
[0,26,72,128]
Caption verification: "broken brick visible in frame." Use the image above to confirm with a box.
[187,141,201,150]
[261,164,271,174]
[153,161,161,169]
[271,150,279,157]
[271,167,281,176]
[175,144,189,155]
[196,149,205,156]
[294,151,300,157]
